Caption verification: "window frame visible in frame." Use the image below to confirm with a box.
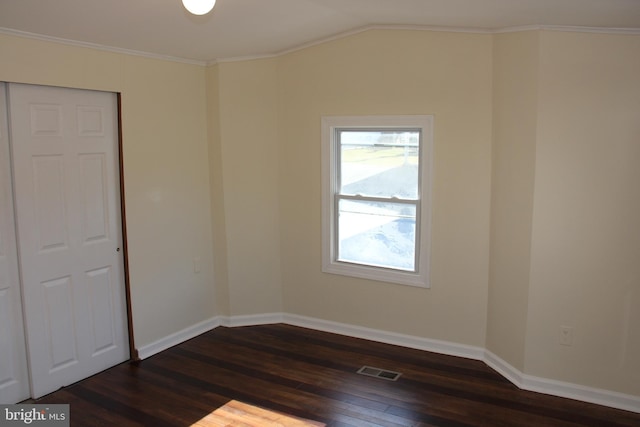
[321,115,433,288]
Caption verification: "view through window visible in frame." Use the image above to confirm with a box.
[337,129,420,271]
[322,115,433,287]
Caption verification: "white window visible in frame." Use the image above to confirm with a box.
[322,115,433,287]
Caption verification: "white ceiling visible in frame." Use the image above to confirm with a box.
[1,0,639,63]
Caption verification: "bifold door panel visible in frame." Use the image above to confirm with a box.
[1,83,129,401]
[0,83,31,404]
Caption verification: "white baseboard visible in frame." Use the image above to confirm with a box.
[283,313,486,361]
[135,312,640,414]
[521,372,640,414]
[219,312,284,327]
[484,350,640,414]
[137,316,221,360]
[484,350,525,388]
[136,313,284,359]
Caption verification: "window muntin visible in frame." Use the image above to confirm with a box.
[322,116,433,288]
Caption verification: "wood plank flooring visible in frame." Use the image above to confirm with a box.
[193,400,325,426]
[35,324,640,426]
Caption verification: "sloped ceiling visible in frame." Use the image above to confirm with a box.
[1,0,639,63]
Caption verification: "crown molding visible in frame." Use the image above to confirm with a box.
[494,24,640,35]
[0,27,208,66]
[212,52,277,65]
[209,24,493,66]
[212,23,640,64]
[2,24,639,67]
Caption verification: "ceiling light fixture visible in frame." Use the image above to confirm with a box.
[182,0,216,15]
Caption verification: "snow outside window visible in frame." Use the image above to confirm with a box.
[321,115,433,287]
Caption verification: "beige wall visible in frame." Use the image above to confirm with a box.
[486,29,640,396]
[0,34,217,347]
[206,65,231,316]
[277,30,493,346]
[3,27,640,399]
[487,31,539,371]
[526,31,640,396]
[214,58,284,315]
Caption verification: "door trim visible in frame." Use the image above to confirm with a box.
[116,93,138,361]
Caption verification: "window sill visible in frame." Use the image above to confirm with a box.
[322,260,430,288]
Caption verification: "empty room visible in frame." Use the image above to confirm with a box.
[0,0,639,425]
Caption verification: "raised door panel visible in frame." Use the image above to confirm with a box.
[79,154,109,244]
[86,267,117,356]
[32,155,69,252]
[41,276,79,372]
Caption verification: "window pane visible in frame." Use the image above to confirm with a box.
[339,130,419,199]
[338,199,416,271]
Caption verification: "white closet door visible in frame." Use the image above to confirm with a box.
[0,84,31,404]
[8,83,129,399]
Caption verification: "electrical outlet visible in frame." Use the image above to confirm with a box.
[193,257,201,274]
[559,326,574,346]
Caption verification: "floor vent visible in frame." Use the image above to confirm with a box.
[357,366,402,381]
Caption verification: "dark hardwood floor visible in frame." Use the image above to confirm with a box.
[36,324,640,426]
